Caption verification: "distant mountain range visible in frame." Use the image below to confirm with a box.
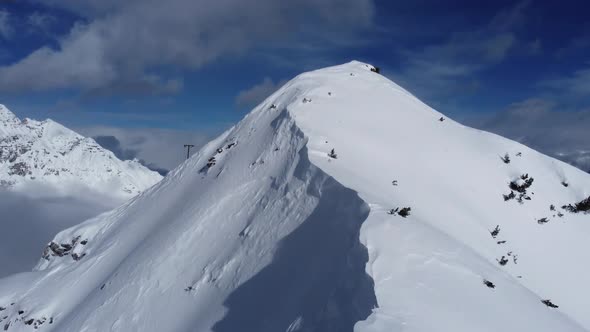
[0,104,162,197]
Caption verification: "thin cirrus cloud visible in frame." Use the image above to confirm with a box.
[388,0,532,102]
[0,10,13,39]
[0,0,374,94]
[26,11,57,32]
[540,66,590,98]
[235,77,288,109]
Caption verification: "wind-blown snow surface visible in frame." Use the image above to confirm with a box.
[1,62,590,332]
[0,104,162,198]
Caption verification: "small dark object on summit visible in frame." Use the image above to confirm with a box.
[387,207,411,218]
[501,153,510,164]
[398,207,411,218]
[562,196,590,213]
[509,176,534,193]
[490,225,500,238]
[328,149,337,159]
[483,279,495,288]
[541,299,559,308]
[387,208,398,215]
[503,191,516,201]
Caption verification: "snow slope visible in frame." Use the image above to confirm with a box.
[0,61,589,332]
[0,104,162,198]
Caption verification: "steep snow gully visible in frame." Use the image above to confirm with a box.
[1,61,590,332]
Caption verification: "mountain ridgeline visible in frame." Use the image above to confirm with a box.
[0,62,589,332]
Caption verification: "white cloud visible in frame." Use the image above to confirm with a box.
[0,0,374,93]
[235,77,288,108]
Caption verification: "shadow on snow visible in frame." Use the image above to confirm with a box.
[212,170,377,332]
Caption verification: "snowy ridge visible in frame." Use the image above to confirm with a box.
[0,104,162,197]
[0,62,589,332]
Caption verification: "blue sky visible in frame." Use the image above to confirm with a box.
[0,0,589,171]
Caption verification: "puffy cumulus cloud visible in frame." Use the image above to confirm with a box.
[236,77,288,108]
[0,187,119,278]
[0,0,374,94]
[471,98,590,172]
[0,10,13,40]
[79,126,215,172]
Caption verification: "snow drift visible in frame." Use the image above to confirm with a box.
[1,61,589,332]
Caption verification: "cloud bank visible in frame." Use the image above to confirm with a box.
[0,0,374,94]
[0,188,118,278]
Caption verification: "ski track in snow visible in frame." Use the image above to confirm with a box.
[0,61,589,332]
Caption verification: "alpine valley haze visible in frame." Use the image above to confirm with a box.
[0,104,162,278]
[0,62,588,332]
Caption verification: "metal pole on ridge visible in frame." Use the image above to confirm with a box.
[184,144,194,160]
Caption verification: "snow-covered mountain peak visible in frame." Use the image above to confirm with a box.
[0,104,162,197]
[0,104,21,128]
[1,62,589,332]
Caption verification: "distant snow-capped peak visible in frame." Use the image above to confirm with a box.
[0,104,162,197]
